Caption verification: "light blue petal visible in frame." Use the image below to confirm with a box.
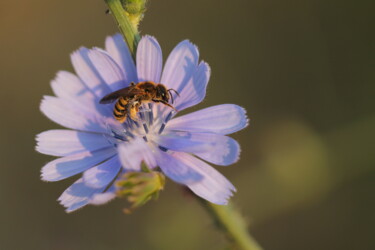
[194,136,240,166]
[158,40,205,114]
[156,151,203,184]
[167,104,249,135]
[155,132,213,153]
[83,156,121,188]
[88,48,128,91]
[118,138,157,171]
[89,184,117,205]
[36,129,112,157]
[174,153,236,205]
[71,47,112,98]
[175,61,210,111]
[41,148,116,181]
[161,40,199,90]
[136,36,162,82]
[156,132,240,166]
[158,60,210,114]
[50,71,111,117]
[58,178,107,212]
[40,96,108,133]
[105,34,138,84]
[51,71,91,100]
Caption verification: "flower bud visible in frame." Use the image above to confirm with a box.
[115,169,165,213]
[121,0,148,29]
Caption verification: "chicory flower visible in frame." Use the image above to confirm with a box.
[36,34,248,212]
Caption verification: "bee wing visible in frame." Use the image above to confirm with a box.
[99,87,143,104]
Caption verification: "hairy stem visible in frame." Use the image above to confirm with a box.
[104,0,141,58]
[199,198,263,250]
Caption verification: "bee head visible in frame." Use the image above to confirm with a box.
[156,84,170,102]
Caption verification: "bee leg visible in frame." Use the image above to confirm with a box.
[126,102,138,121]
[129,109,138,121]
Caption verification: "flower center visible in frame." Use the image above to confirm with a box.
[104,103,174,150]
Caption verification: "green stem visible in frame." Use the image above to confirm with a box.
[105,0,141,58]
[103,2,259,248]
[199,199,263,250]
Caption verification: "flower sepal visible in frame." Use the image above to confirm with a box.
[121,0,147,29]
[115,163,165,213]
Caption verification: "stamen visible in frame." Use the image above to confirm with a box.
[125,131,135,139]
[133,120,140,128]
[158,145,168,152]
[103,123,130,148]
[113,133,127,141]
[165,111,173,123]
[158,124,165,134]
[148,103,154,126]
[139,107,149,134]
[158,111,174,134]
[125,118,134,130]
[143,136,148,142]
[143,124,149,134]
[105,122,130,144]
[138,109,145,120]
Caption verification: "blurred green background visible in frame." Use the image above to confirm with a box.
[0,0,374,249]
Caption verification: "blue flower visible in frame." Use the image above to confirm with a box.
[36,34,249,212]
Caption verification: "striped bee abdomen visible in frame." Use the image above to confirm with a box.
[113,97,128,123]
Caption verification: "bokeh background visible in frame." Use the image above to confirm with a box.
[1,0,374,249]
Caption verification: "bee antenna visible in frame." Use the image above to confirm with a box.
[168,89,180,103]
[168,89,180,104]
[168,89,180,97]
[169,90,175,104]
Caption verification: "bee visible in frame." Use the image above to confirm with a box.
[100,81,179,123]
